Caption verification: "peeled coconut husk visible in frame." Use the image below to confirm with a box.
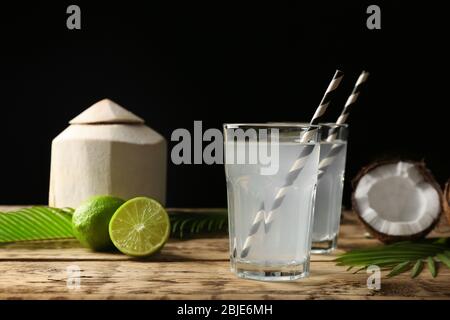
[352,160,443,243]
[444,179,450,225]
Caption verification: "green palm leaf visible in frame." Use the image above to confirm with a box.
[168,208,228,239]
[335,238,450,279]
[427,257,437,277]
[0,207,75,242]
[411,259,424,278]
[437,253,450,268]
[387,261,411,278]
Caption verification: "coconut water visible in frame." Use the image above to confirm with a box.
[225,141,319,278]
[312,141,347,252]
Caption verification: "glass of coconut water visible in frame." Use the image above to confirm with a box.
[223,123,320,281]
[311,123,348,253]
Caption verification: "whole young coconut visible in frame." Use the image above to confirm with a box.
[352,160,443,243]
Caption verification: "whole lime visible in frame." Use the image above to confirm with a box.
[72,195,125,251]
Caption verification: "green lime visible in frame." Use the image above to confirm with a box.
[72,195,125,251]
[109,197,170,257]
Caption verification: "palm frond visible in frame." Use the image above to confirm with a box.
[427,256,437,277]
[0,207,75,243]
[411,259,424,278]
[335,238,450,279]
[167,208,228,239]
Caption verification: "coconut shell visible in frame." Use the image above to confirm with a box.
[444,179,450,225]
[352,160,443,243]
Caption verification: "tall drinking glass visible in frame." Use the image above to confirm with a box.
[223,123,320,281]
[311,123,348,253]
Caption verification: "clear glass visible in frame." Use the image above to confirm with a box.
[311,123,348,254]
[223,123,320,281]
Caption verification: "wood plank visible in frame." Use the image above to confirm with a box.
[0,260,449,300]
[0,239,345,262]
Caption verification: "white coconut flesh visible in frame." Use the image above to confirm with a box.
[354,161,441,236]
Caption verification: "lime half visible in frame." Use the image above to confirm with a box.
[109,197,170,257]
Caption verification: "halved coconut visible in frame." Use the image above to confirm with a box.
[444,179,450,224]
[352,160,443,243]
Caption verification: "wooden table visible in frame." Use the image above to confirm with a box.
[1,206,450,300]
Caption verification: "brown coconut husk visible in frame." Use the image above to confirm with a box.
[444,179,450,225]
[352,160,443,244]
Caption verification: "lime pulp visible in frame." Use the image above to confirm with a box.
[108,197,170,257]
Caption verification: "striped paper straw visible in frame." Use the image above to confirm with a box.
[326,71,370,142]
[318,71,369,180]
[240,70,344,258]
[302,70,345,143]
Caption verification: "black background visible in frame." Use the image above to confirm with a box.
[0,1,448,207]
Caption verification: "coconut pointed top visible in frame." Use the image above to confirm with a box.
[70,99,145,124]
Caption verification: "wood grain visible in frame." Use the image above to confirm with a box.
[0,260,449,300]
[1,207,450,300]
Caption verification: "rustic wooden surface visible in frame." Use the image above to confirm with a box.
[1,205,450,300]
